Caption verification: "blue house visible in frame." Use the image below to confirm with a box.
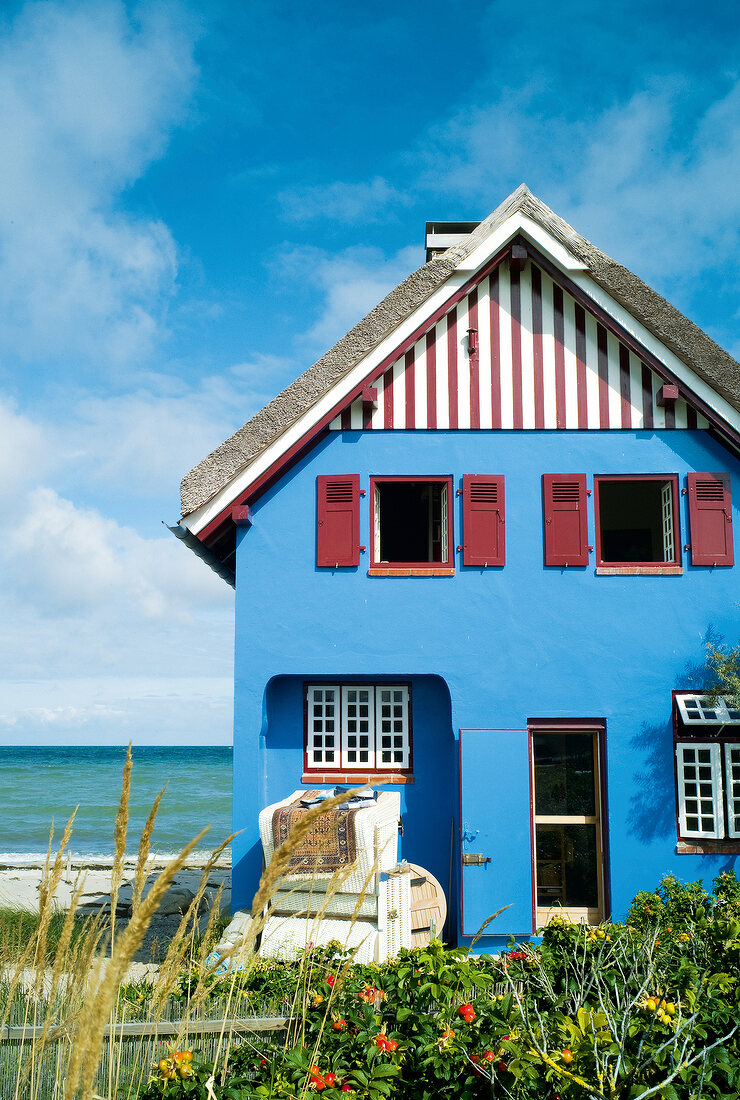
[177,186,740,948]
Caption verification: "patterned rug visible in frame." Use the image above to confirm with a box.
[272,792,359,872]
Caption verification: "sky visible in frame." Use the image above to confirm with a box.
[2,0,740,745]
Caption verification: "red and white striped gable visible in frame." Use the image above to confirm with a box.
[330,260,709,432]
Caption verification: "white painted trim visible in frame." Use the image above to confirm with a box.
[182,210,740,536]
[455,212,588,274]
[183,266,470,534]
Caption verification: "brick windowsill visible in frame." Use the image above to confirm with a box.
[596,566,684,576]
[302,773,414,785]
[368,567,455,577]
[677,840,740,854]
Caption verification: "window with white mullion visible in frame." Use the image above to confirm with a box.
[342,686,374,769]
[375,685,410,770]
[676,694,740,725]
[661,482,675,563]
[307,685,340,769]
[676,742,724,839]
[724,743,740,839]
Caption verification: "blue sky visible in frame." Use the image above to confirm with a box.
[2,0,740,744]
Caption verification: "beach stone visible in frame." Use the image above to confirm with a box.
[156,886,195,915]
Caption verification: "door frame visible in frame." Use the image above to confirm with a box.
[528,719,610,927]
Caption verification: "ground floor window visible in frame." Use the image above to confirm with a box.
[675,740,740,840]
[305,683,411,773]
[674,694,740,842]
[531,726,606,926]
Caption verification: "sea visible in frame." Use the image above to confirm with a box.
[0,746,233,862]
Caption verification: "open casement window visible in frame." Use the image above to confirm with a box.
[316,476,361,568]
[674,694,740,844]
[675,743,724,839]
[371,477,452,568]
[542,474,589,567]
[687,473,734,566]
[594,475,680,569]
[676,695,740,725]
[461,475,505,566]
[305,683,411,773]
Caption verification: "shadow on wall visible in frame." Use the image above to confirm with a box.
[628,719,676,843]
[627,628,726,845]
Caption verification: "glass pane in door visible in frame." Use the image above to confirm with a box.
[533,733,595,815]
[535,824,599,909]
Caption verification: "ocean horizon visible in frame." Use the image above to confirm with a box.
[0,745,233,861]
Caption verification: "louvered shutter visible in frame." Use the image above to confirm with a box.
[316,475,360,567]
[543,474,589,566]
[462,475,505,566]
[687,473,734,566]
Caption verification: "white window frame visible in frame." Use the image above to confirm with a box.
[725,743,740,840]
[676,742,724,839]
[305,683,411,773]
[371,477,452,567]
[676,694,740,726]
[306,684,340,770]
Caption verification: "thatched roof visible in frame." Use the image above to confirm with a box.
[181,184,740,518]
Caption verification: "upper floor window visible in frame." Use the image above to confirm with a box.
[371,477,451,568]
[305,683,411,774]
[594,475,679,568]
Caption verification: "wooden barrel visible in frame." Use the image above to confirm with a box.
[403,863,447,947]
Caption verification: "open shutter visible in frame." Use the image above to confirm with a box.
[543,474,589,566]
[725,745,740,839]
[317,475,360,567]
[687,473,734,566]
[462,475,505,566]
[460,728,533,936]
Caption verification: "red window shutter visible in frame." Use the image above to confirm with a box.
[317,475,360,567]
[462,475,505,566]
[543,474,589,566]
[687,473,734,566]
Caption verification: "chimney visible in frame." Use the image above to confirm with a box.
[425,221,480,262]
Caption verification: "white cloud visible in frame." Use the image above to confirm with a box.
[275,243,420,351]
[278,176,411,223]
[61,355,298,501]
[6,486,228,618]
[0,397,52,502]
[0,1,197,366]
[415,79,740,289]
[0,677,233,743]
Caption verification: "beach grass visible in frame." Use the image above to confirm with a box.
[0,906,93,966]
[0,749,374,1100]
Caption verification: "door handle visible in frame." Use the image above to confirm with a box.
[462,854,491,866]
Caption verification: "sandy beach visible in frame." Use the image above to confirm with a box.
[0,859,232,969]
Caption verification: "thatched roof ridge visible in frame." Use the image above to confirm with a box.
[181,185,740,516]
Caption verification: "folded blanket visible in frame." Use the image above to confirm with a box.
[272,792,359,872]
